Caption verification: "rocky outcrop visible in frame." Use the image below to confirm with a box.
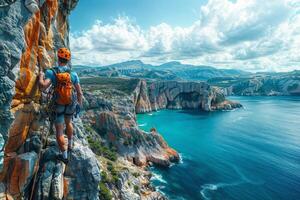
[229,78,300,96]
[83,89,180,168]
[211,71,300,96]
[32,141,100,200]
[134,80,242,113]
[133,81,152,113]
[0,1,102,199]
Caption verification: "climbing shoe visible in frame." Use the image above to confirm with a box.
[56,154,69,164]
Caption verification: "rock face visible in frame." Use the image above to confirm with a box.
[82,86,180,168]
[0,1,101,199]
[0,0,77,137]
[229,77,300,96]
[133,80,242,113]
[33,141,101,200]
[209,71,300,96]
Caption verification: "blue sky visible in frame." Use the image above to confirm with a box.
[70,0,300,72]
[70,0,207,31]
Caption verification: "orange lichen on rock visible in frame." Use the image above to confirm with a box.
[4,105,35,154]
[45,0,58,30]
[57,9,68,41]
[7,152,38,198]
[14,0,60,106]
[14,12,41,104]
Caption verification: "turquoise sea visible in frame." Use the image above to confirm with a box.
[137,97,300,200]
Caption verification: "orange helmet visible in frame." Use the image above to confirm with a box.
[57,47,71,61]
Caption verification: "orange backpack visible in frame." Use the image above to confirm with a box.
[52,68,73,105]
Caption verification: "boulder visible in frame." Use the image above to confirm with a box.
[63,142,101,200]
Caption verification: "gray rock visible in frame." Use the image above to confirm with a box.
[34,141,101,200]
[64,142,101,200]
[25,0,39,13]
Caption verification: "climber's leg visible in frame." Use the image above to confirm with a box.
[54,105,69,164]
[65,116,74,151]
[55,123,66,151]
[54,105,66,152]
[55,122,68,164]
[65,102,76,151]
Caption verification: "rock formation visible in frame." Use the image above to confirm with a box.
[0,1,101,199]
[133,80,242,113]
[209,71,300,96]
[82,87,180,168]
[228,77,300,96]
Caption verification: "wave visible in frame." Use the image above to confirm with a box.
[178,153,184,164]
[200,181,243,200]
[148,113,153,116]
[232,116,244,123]
[150,171,167,184]
[138,123,147,127]
[200,164,264,200]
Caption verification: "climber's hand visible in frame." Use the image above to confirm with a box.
[39,70,45,80]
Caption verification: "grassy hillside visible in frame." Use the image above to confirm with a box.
[80,77,140,94]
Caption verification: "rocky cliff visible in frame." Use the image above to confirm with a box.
[133,80,242,113]
[208,71,300,96]
[228,77,300,96]
[0,1,102,199]
[82,86,179,168]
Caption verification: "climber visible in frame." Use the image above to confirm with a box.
[39,47,83,164]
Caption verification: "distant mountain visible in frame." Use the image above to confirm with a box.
[73,60,250,81]
[73,61,299,96]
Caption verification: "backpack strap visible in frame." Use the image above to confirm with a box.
[51,67,58,76]
[51,66,71,74]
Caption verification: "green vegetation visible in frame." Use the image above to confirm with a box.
[80,77,139,94]
[101,171,109,183]
[106,161,120,185]
[99,182,112,200]
[83,124,94,133]
[134,185,139,194]
[87,136,117,161]
[207,77,251,87]
[132,172,140,178]
[98,162,121,199]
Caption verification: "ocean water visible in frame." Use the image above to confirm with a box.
[137,96,300,200]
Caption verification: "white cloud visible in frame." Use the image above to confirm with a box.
[70,0,300,72]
